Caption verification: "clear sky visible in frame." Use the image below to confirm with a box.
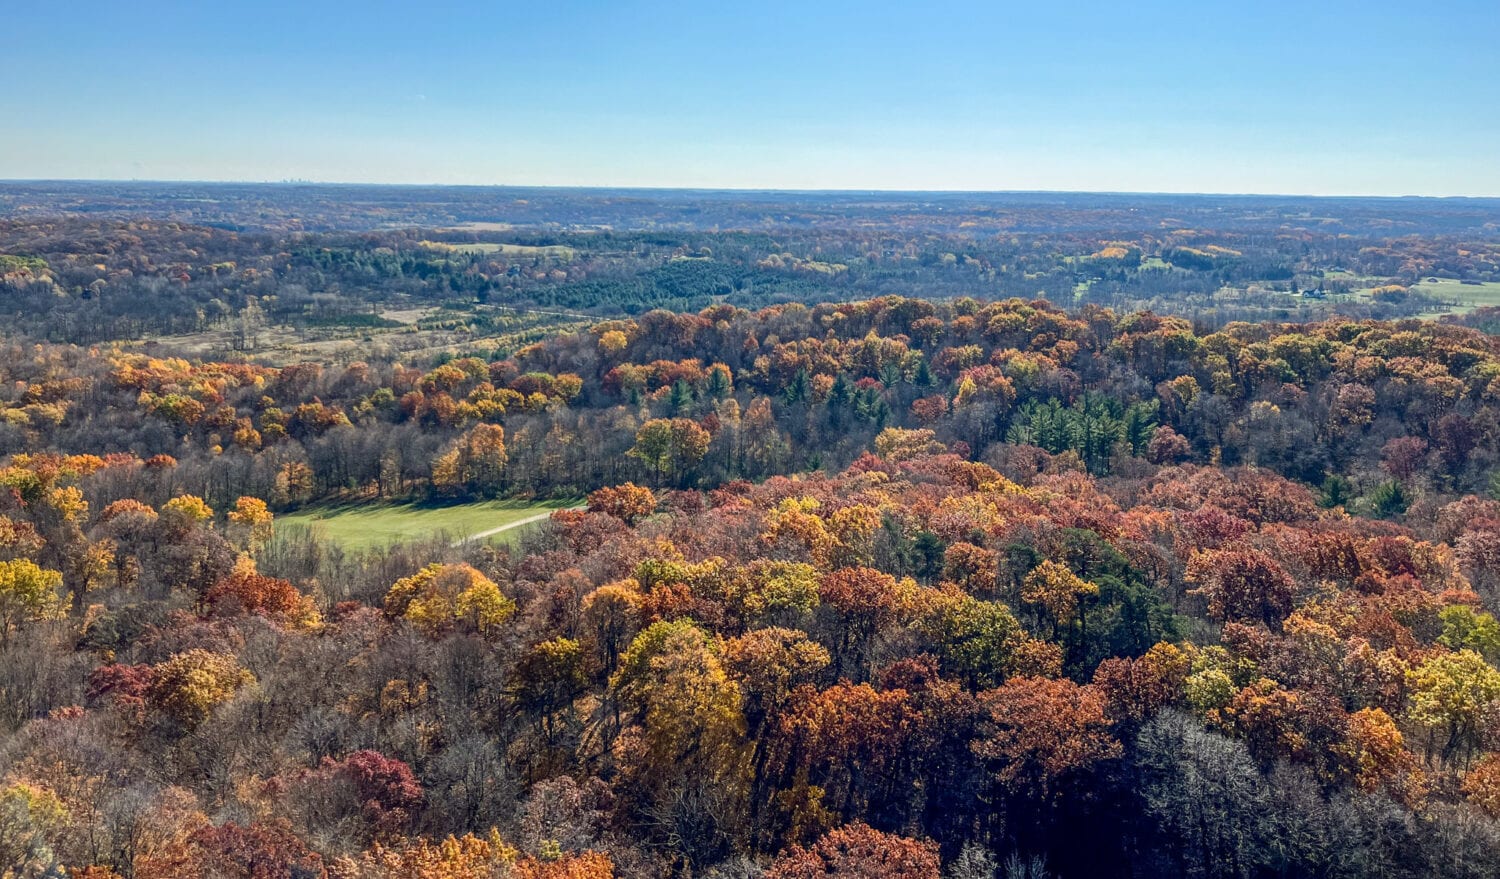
[3,0,1496,195]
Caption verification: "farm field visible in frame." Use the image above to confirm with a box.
[1334,278,1500,319]
[1412,278,1500,314]
[276,497,580,551]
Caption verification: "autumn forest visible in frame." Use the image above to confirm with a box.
[3,185,1500,878]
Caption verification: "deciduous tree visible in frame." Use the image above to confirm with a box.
[0,558,64,643]
[764,823,939,879]
[146,649,255,729]
[383,563,514,638]
[432,424,509,497]
[973,676,1121,801]
[1186,547,1296,630]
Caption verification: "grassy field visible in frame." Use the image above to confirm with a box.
[1336,278,1500,319]
[1411,278,1500,315]
[276,498,580,552]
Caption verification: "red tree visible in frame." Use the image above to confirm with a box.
[765,823,940,879]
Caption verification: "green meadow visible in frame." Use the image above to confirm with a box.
[1412,278,1500,314]
[276,497,580,552]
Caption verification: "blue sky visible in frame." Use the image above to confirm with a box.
[2,0,1496,195]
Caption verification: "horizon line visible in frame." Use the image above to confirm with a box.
[3,178,1498,201]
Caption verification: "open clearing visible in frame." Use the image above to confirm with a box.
[436,222,516,233]
[378,307,433,325]
[1411,278,1500,315]
[419,240,576,259]
[277,498,580,552]
[136,303,583,366]
[1337,278,1500,319]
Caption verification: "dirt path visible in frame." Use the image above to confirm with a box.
[451,506,584,546]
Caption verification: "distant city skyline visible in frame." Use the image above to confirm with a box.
[3,0,1496,197]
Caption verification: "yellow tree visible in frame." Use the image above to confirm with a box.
[335,829,519,878]
[611,621,746,763]
[1021,559,1099,638]
[721,626,830,735]
[759,498,839,568]
[226,496,274,552]
[161,495,214,528]
[0,558,64,644]
[873,427,946,463]
[610,620,750,855]
[598,329,629,356]
[1406,649,1500,768]
[433,423,509,497]
[0,780,68,876]
[146,649,255,728]
[919,589,1043,688]
[581,580,643,674]
[384,563,515,638]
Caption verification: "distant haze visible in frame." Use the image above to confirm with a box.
[2,0,1496,196]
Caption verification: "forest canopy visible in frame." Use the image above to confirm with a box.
[3,187,1500,877]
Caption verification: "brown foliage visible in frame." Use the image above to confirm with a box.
[765,823,940,879]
